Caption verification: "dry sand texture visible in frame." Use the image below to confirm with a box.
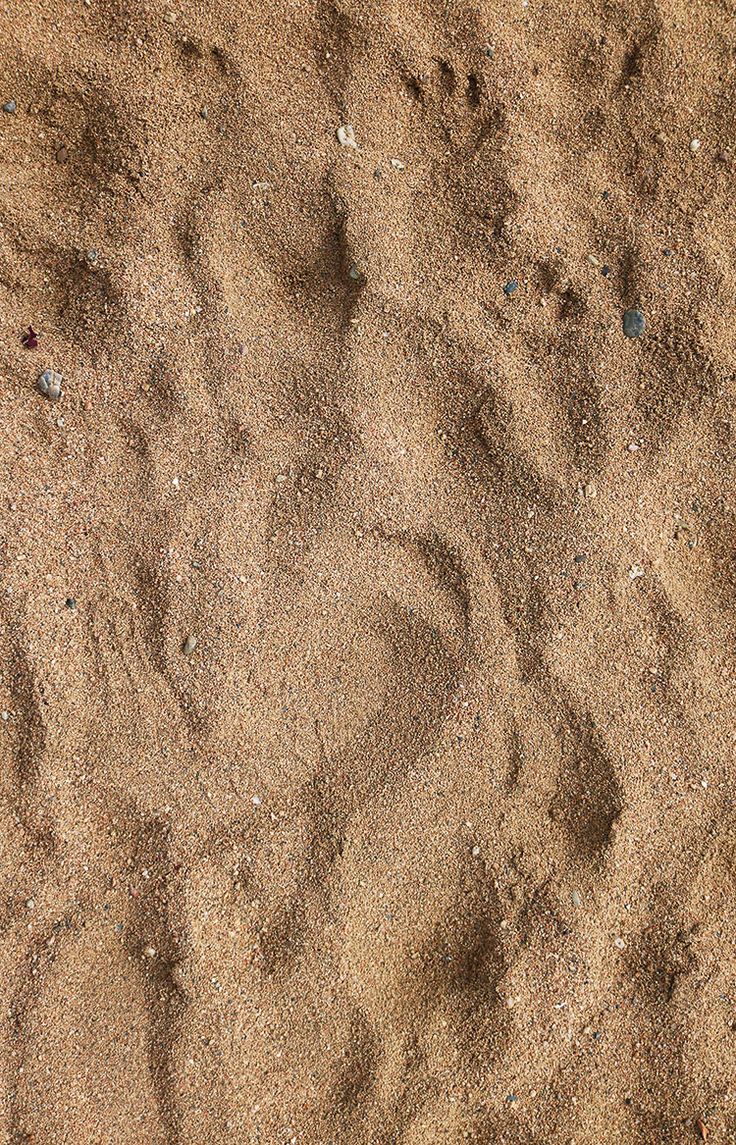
[1,0,736,1141]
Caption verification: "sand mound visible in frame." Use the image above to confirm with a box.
[1,0,735,1141]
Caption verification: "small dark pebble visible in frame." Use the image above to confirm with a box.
[663,248,673,256]
[623,308,646,338]
[503,280,519,296]
[601,265,611,276]
[624,1097,633,1106]
[573,554,587,564]
[506,1094,517,1103]
[200,106,208,120]
[65,597,76,609]
[602,190,610,200]
[484,46,494,57]
[2,100,16,114]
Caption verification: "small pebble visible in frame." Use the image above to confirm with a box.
[663,247,673,257]
[573,554,587,564]
[503,280,519,296]
[143,945,157,958]
[86,249,98,264]
[584,482,597,499]
[56,145,69,164]
[389,157,405,170]
[26,898,35,910]
[336,124,357,149]
[689,138,701,153]
[622,309,645,338]
[163,10,176,22]
[200,106,208,120]
[572,889,582,907]
[348,263,362,281]
[0,711,8,721]
[471,845,481,857]
[2,100,16,114]
[252,795,262,807]
[614,936,626,950]
[65,597,76,609]
[36,369,63,401]
[629,565,645,581]
[182,634,197,655]
[601,265,611,276]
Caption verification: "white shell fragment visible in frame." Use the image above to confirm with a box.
[336,124,357,149]
[37,369,63,401]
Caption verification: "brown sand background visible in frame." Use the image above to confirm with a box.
[1,0,736,1141]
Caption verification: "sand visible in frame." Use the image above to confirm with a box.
[1,0,735,1141]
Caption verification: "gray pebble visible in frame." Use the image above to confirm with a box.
[86,249,98,264]
[182,634,197,655]
[503,280,519,296]
[37,369,63,401]
[2,100,16,114]
[623,309,645,338]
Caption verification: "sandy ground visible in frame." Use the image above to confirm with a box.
[1,0,736,1141]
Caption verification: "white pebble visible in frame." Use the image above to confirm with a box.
[252,795,262,806]
[614,936,626,950]
[629,565,645,580]
[390,157,405,170]
[143,945,156,958]
[336,124,357,149]
[26,898,35,911]
[689,138,701,153]
[471,845,481,857]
